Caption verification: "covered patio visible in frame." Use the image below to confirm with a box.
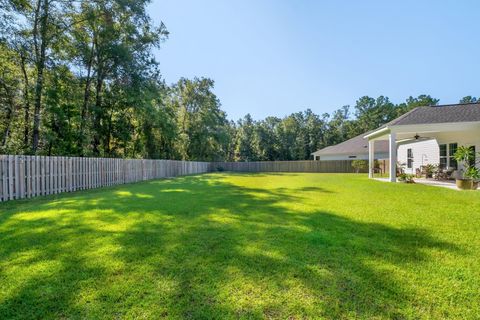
[364,104,480,183]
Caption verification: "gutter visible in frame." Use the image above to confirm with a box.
[363,127,389,139]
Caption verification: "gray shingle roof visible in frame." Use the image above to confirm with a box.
[313,131,389,155]
[315,103,480,156]
[389,103,480,126]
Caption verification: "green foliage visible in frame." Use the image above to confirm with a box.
[351,160,368,173]
[464,166,480,180]
[395,95,440,116]
[398,173,415,183]
[0,43,23,153]
[0,173,479,318]
[0,2,460,162]
[459,96,479,104]
[424,164,437,177]
[453,146,479,180]
[0,0,172,157]
[234,114,256,161]
[352,96,395,136]
[454,146,475,165]
[168,77,230,161]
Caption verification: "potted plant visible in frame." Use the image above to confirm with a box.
[453,146,479,190]
[464,167,480,189]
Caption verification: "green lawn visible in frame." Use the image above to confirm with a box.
[0,173,479,319]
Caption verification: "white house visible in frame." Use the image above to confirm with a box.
[397,139,439,175]
[311,130,430,175]
[364,103,480,182]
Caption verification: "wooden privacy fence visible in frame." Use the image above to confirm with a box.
[0,155,210,202]
[210,160,366,173]
[0,156,371,202]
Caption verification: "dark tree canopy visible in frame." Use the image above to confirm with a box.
[459,96,479,104]
[0,2,468,161]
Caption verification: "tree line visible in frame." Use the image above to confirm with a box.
[0,0,478,161]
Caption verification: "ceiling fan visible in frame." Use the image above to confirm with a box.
[396,133,430,145]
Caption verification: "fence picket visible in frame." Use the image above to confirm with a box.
[0,156,357,203]
[8,155,14,200]
[19,156,25,199]
[0,155,210,201]
[211,160,360,174]
[0,156,4,201]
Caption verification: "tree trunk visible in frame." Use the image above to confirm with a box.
[92,72,103,155]
[79,38,95,154]
[103,107,113,156]
[31,0,50,154]
[20,52,31,150]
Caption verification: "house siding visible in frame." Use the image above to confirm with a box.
[398,140,439,174]
[315,153,389,161]
[397,132,480,174]
[434,131,480,171]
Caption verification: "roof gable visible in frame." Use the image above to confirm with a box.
[313,131,389,156]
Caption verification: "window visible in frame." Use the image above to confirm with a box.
[407,148,413,168]
[439,144,447,168]
[449,143,458,169]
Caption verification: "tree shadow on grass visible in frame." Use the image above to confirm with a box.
[0,174,461,319]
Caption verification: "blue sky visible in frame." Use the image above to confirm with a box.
[148,0,480,120]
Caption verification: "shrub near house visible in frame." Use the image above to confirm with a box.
[351,160,368,173]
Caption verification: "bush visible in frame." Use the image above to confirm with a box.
[216,166,225,172]
[465,167,480,180]
[398,173,415,183]
[351,160,368,173]
[424,164,437,178]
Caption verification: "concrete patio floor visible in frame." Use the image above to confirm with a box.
[374,177,462,190]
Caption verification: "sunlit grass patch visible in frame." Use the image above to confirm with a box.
[0,173,479,319]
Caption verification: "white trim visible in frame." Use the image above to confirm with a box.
[368,140,374,178]
[364,127,390,139]
[389,133,397,182]
[365,121,480,141]
[390,121,480,134]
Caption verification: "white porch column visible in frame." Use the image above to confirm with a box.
[389,132,397,182]
[368,140,374,178]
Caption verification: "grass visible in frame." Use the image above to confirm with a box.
[0,173,479,319]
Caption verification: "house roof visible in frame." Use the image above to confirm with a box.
[317,103,480,156]
[389,102,480,126]
[312,131,389,156]
[364,102,480,139]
